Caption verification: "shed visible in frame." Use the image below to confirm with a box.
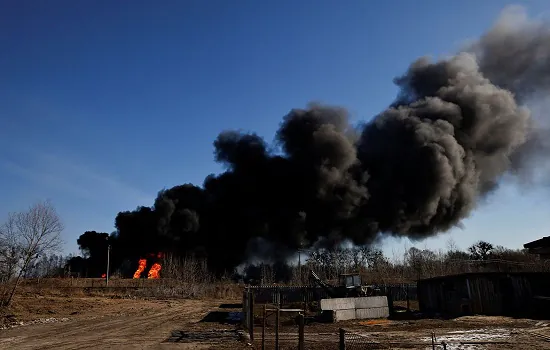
[417,272,550,318]
[524,236,550,259]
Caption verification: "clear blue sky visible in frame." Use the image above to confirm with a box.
[1,0,549,258]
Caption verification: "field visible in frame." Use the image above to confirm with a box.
[1,282,550,349]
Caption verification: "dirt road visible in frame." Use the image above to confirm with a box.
[2,295,550,349]
[0,297,246,350]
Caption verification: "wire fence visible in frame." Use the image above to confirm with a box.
[339,328,528,349]
[342,330,385,349]
[342,329,454,349]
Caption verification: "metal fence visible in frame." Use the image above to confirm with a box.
[245,283,417,306]
[339,328,524,349]
[375,283,417,301]
[246,285,330,305]
[340,328,441,349]
[242,285,419,349]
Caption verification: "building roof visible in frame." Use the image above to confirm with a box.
[524,236,550,249]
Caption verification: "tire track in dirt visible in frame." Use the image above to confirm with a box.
[0,299,244,350]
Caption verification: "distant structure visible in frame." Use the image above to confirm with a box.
[524,236,550,259]
[418,272,550,319]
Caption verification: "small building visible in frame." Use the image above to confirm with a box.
[418,272,550,319]
[524,236,550,259]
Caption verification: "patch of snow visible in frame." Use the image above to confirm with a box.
[420,328,511,350]
[0,317,70,330]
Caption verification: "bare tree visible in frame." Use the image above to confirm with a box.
[0,200,64,306]
[0,225,21,283]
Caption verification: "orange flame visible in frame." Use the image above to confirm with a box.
[133,258,147,279]
[147,263,162,279]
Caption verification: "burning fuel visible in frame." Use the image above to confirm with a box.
[132,253,164,279]
[147,263,162,279]
[133,259,147,279]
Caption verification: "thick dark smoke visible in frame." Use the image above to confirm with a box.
[108,6,550,275]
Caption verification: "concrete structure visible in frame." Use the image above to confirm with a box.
[418,272,550,319]
[320,296,389,322]
[524,236,550,259]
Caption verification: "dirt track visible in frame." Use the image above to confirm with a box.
[2,296,550,349]
[0,297,247,350]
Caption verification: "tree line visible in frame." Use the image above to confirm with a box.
[2,200,546,305]
[69,225,545,285]
[239,241,545,285]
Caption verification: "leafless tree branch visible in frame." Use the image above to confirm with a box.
[0,200,64,306]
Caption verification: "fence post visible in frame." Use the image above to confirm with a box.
[262,304,266,350]
[406,284,410,312]
[339,328,346,350]
[249,291,255,342]
[275,306,280,350]
[298,313,304,350]
[387,287,394,318]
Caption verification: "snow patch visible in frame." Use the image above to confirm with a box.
[420,328,511,350]
[0,317,70,330]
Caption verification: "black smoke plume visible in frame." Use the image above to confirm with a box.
[108,6,550,275]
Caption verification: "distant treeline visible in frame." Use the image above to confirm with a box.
[60,233,545,284]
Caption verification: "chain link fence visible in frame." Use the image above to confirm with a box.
[339,328,526,349]
[341,331,452,349]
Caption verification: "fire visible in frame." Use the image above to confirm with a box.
[147,263,162,279]
[133,258,147,279]
[101,273,106,278]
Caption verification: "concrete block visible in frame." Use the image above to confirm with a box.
[354,296,388,309]
[333,309,356,322]
[320,298,355,311]
[355,307,390,319]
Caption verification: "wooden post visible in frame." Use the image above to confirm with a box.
[262,304,266,350]
[387,288,394,318]
[249,291,255,342]
[339,328,346,350]
[275,306,280,350]
[242,290,247,329]
[298,313,305,350]
[406,284,410,312]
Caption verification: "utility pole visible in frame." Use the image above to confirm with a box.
[106,238,111,287]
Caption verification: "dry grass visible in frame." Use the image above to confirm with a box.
[0,278,243,303]
[0,255,243,304]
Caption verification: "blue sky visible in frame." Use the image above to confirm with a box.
[1,0,549,258]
